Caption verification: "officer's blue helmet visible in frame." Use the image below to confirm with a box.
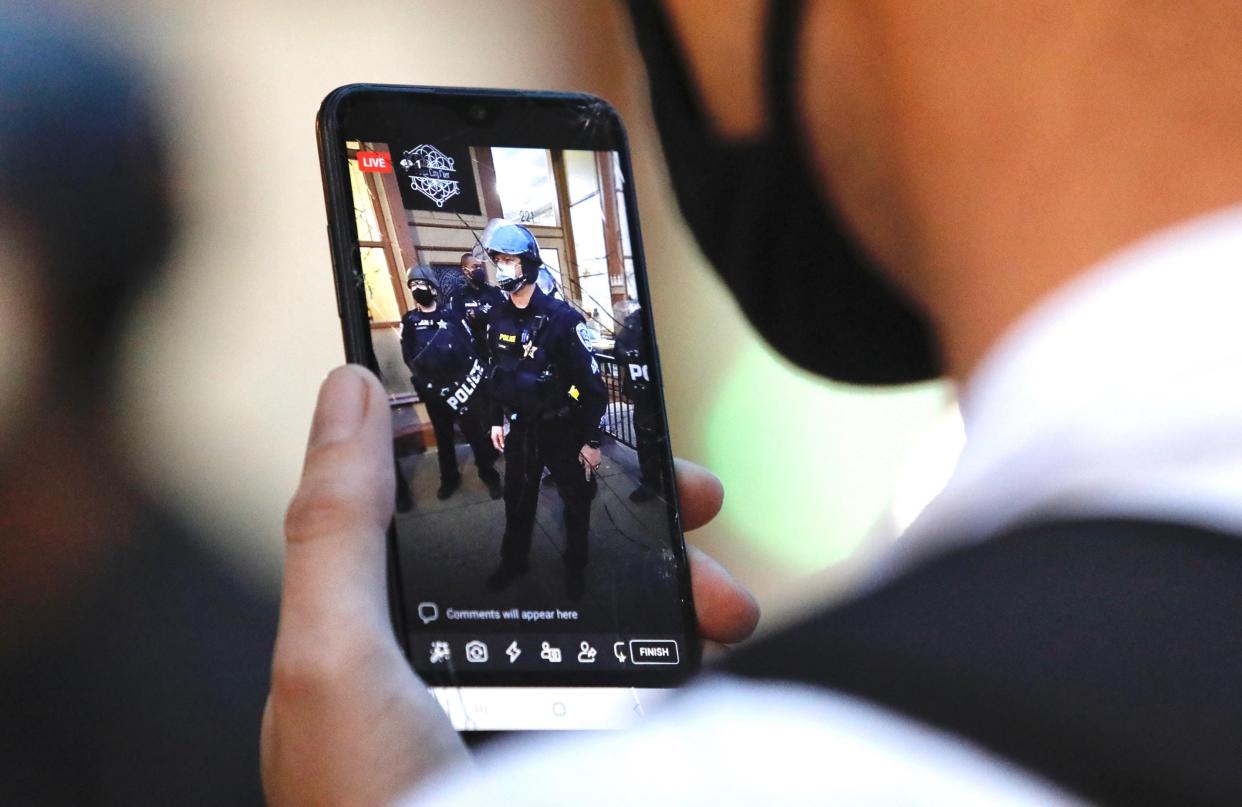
[483,222,543,281]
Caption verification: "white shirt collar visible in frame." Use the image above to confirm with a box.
[883,203,1242,576]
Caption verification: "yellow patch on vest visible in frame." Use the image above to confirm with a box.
[498,333,517,343]
[568,385,580,400]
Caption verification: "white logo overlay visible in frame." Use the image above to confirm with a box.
[399,144,461,208]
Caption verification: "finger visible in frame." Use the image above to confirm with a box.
[688,545,760,644]
[700,640,732,665]
[279,365,396,650]
[674,458,724,531]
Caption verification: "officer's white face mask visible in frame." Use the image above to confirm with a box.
[495,262,519,285]
[493,255,525,293]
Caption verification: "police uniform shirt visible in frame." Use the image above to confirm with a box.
[613,309,650,396]
[400,306,467,385]
[405,205,1242,805]
[487,286,606,445]
[447,282,505,354]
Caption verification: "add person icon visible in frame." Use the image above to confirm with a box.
[577,642,597,663]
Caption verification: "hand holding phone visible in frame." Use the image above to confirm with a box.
[263,364,757,802]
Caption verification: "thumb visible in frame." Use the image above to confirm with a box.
[266,366,466,806]
[279,365,396,651]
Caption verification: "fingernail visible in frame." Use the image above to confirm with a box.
[308,365,369,449]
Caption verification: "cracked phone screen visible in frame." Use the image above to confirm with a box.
[337,96,695,731]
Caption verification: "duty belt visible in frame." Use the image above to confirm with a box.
[512,404,574,423]
[530,404,573,422]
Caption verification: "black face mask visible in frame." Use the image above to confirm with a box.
[412,287,435,306]
[625,0,941,385]
[467,266,488,286]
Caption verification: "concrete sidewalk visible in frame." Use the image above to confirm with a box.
[393,432,683,634]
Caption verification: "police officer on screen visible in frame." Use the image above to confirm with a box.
[446,251,505,357]
[475,217,564,302]
[400,265,502,501]
[614,302,663,502]
[482,223,607,598]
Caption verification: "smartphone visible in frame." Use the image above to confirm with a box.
[316,84,699,733]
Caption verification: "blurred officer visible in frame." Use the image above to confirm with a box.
[0,13,275,805]
[401,266,501,500]
[613,304,662,502]
[446,252,504,357]
[482,224,606,597]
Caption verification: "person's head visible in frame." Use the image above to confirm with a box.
[483,222,542,293]
[630,0,1242,381]
[0,12,174,431]
[460,252,488,287]
[406,265,439,309]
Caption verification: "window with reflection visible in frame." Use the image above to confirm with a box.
[492,147,559,226]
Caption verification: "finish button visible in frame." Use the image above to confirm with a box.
[628,639,679,665]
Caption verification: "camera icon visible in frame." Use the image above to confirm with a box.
[465,640,489,663]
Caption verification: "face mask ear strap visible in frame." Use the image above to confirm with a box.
[624,0,713,137]
[765,0,809,151]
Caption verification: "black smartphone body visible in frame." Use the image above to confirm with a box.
[316,84,699,732]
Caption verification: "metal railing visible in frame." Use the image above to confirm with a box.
[593,352,636,449]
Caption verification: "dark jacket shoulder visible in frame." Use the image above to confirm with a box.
[724,518,1242,806]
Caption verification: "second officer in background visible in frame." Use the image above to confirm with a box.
[447,251,505,357]
[483,224,606,598]
[614,302,663,502]
[401,265,503,501]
